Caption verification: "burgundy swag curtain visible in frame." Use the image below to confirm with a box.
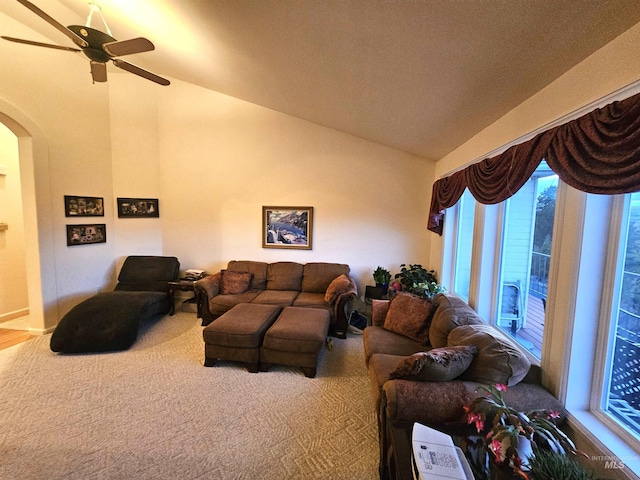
[428,91,640,235]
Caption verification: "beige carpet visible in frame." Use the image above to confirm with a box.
[0,312,378,479]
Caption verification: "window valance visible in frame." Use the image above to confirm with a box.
[428,91,640,235]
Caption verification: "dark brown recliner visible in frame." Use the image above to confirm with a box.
[50,256,180,353]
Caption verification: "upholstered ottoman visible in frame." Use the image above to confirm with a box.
[203,303,281,373]
[260,306,330,378]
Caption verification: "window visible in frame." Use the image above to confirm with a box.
[453,189,475,301]
[602,191,640,437]
[496,162,558,359]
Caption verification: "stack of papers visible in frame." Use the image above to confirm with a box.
[411,423,473,480]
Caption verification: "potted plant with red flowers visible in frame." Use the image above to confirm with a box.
[463,384,586,479]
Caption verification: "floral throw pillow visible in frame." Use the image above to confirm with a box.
[383,292,435,345]
[389,345,478,381]
[219,270,253,295]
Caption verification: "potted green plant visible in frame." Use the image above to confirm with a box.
[394,264,445,298]
[527,449,594,480]
[373,266,391,295]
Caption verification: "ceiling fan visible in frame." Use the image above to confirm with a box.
[2,0,170,86]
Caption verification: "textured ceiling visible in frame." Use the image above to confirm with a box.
[4,0,640,160]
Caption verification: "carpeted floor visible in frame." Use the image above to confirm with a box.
[0,312,378,479]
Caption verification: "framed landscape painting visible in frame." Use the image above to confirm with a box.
[117,198,159,218]
[262,206,313,250]
[64,195,104,217]
[66,224,106,246]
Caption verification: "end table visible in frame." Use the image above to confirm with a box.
[168,280,200,317]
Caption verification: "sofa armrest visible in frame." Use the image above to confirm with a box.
[330,293,355,339]
[381,378,564,429]
[323,274,358,339]
[371,299,390,327]
[377,380,471,480]
[194,272,221,326]
[382,379,472,427]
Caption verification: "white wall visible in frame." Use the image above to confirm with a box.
[0,122,28,319]
[108,74,164,280]
[154,80,434,293]
[0,5,436,327]
[0,10,117,329]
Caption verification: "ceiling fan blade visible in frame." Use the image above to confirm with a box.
[103,37,154,57]
[1,35,81,52]
[90,61,107,83]
[16,0,88,48]
[112,59,170,86]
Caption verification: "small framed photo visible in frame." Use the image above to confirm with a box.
[262,206,313,249]
[64,195,104,217]
[66,224,106,246]
[117,198,159,218]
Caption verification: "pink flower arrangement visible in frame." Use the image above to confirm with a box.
[463,384,581,479]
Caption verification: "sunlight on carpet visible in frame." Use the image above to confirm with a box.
[0,312,378,480]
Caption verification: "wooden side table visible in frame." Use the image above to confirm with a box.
[168,280,199,317]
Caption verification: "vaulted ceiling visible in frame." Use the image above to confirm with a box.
[4,0,640,160]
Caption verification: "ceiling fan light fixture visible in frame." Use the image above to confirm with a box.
[5,0,170,86]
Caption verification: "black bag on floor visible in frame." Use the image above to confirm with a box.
[349,310,368,331]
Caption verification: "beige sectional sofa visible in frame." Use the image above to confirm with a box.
[364,292,564,480]
[195,260,357,338]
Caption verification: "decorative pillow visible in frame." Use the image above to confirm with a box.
[447,324,531,386]
[324,274,355,304]
[266,262,304,291]
[389,345,478,381]
[383,292,435,345]
[428,294,485,348]
[219,270,253,295]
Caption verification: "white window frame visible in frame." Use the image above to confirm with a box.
[545,189,640,478]
[443,185,640,477]
[451,189,476,302]
[591,193,640,457]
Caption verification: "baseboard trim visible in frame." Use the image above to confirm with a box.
[0,308,30,323]
[28,326,55,335]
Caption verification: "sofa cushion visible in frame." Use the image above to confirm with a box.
[227,261,269,290]
[368,353,406,408]
[389,345,478,382]
[447,324,531,386]
[383,292,435,346]
[219,270,253,295]
[429,293,485,348]
[208,291,262,314]
[293,292,328,309]
[252,289,299,306]
[363,326,425,366]
[266,262,304,291]
[371,299,390,327]
[301,262,350,293]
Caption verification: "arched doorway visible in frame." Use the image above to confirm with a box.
[0,122,29,329]
[0,104,58,334]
